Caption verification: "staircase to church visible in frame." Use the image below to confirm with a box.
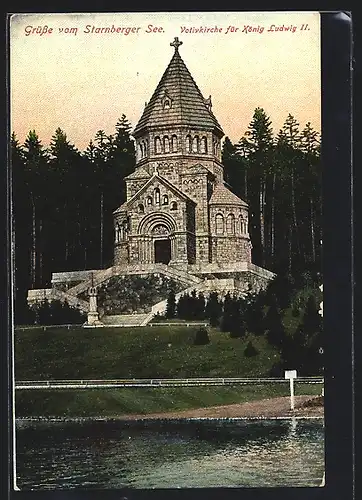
[101,313,152,327]
[98,279,205,327]
[66,266,115,297]
[65,263,202,299]
[152,264,202,286]
[51,262,203,327]
[52,289,90,313]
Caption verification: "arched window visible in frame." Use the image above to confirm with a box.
[147,196,153,206]
[154,188,160,204]
[201,136,207,154]
[192,136,199,153]
[164,136,170,153]
[226,214,235,234]
[164,99,170,109]
[240,216,248,234]
[162,194,169,205]
[138,143,143,159]
[155,136,162,154]
[186,135,191,153]
[115,225,121,243]
[171,201,177,211]
[215,214,224,234]
[239,216,244,234]
[138,203,144,214]
[172,135,177,152]
[142,140,147,157]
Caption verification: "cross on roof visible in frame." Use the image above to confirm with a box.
[170,37,183,51]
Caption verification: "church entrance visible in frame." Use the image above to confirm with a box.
[154,239,171,264]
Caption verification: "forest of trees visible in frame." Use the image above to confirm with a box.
[10,108,321,324]
[163,271,323,376]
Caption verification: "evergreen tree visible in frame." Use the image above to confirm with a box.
[244,340,259,357]
[264,273,294,310]
[107,115,136,203]
[165,289,176,319]
[193,326,210,345]
[195,292,206,320]
[264,300,286,348]
[176,294,186,319]
[48,128,85,273]
[277,114,303,271]
[240,107,274,266]
[244,293,265,336]
[222,137,243,197]
[205,291,222,326]
[299,122,322,269]
[93,130,112,268]
[285,295,322,374]
[36,298,51,325]
[229,296,245,338]
[11,133,29,323]
[189,289,199,320]
[22,130,49,288]
[221,292,233,332]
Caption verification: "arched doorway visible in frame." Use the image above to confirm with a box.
[154,239,171,264]
[137,215,177,265]
[152,224,172,264]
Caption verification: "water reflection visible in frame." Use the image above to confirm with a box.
[16,418,324,490]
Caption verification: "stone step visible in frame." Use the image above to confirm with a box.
[66,264,201,299]
[52,289,90,313]
[67,267,115,296]
[101,313,153,327]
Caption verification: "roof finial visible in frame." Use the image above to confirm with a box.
[170,37,183,52]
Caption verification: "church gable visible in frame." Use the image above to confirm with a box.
[124,166,152,199]
[126,173,195,213]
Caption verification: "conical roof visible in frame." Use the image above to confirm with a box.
[209,183,248,207]
[133,38,224,137]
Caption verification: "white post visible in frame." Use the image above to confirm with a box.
[290,377,295,410]
[285,370,297,411]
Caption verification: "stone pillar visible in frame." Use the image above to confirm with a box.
[85,286,103,327]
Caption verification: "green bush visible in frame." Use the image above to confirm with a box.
[244,340,259,357]
[193,327,210,346]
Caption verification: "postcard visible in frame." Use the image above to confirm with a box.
[9,10,331,492]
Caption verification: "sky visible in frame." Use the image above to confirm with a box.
[10,11,321,151]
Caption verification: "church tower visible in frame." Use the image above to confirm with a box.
[113,38,252,270]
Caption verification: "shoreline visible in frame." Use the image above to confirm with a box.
[16,395,324,422]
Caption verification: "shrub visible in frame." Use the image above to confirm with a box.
[193,327,210,346]
[31,299,86,325]
[244,341,259,357]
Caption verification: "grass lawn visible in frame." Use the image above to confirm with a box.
[15,383,322,418]
[14,325,321,418]
[15,325,279,380]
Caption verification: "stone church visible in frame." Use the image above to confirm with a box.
[114,37,252,269]
[28,38,274,326]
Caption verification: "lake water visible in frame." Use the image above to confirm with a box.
[15,418,324,490]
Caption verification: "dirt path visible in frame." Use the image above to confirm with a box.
[120,395,324,420]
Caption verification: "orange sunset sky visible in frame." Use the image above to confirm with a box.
[10,11,321,151]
